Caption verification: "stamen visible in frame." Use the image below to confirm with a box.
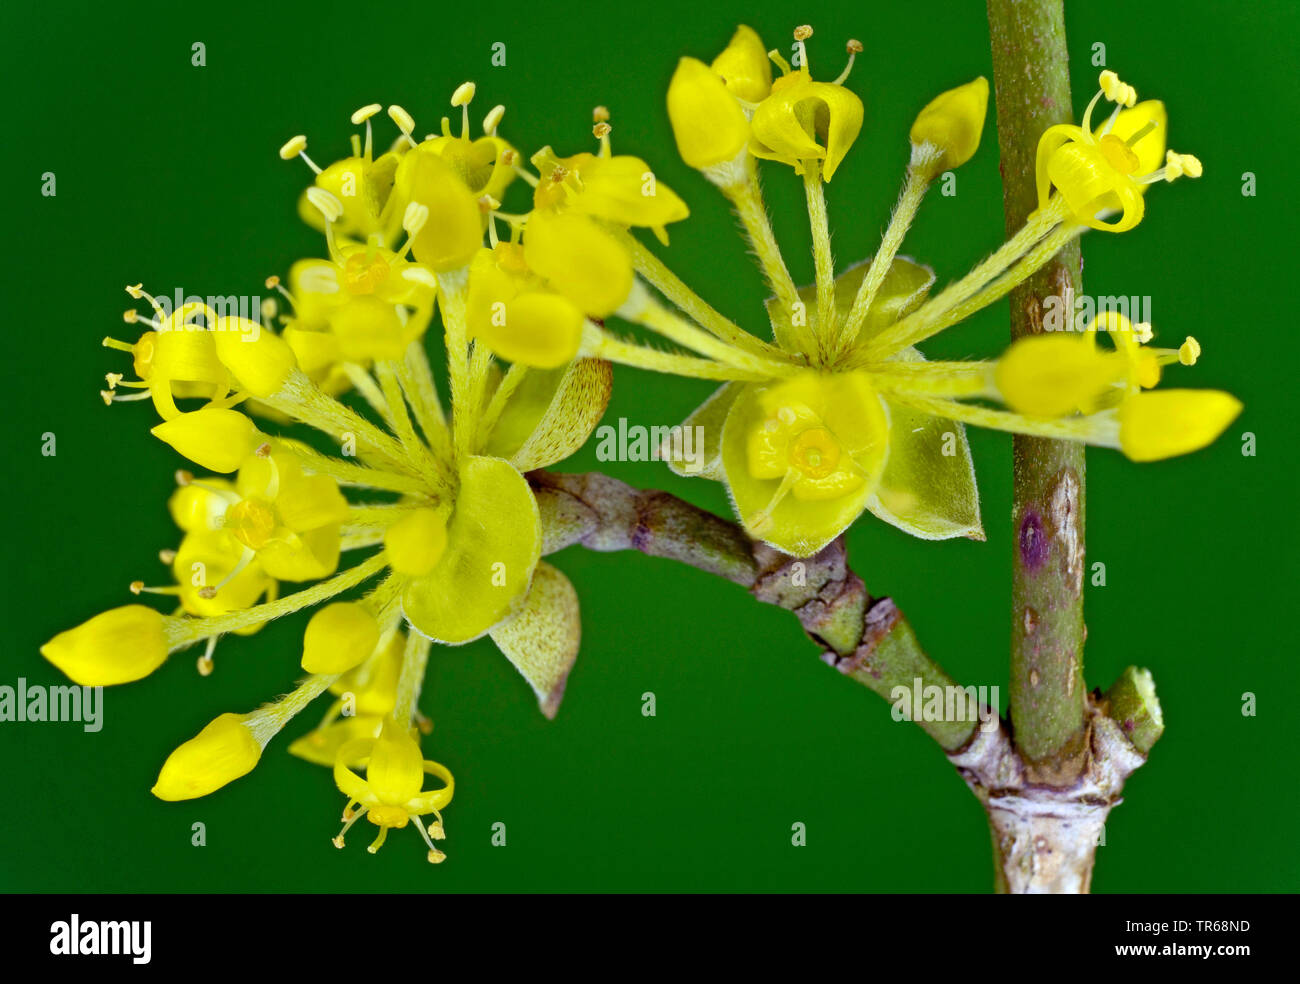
[125,283,167,320]
[278,135,322,175]
[196,635,217,676]
[792,24,813,73]
[265,275,296,310]
[101,389,152,404]
[387,105,418,148]
[129,581,180,596]
[351,103,382,159]
[833,39,863,86]
[333,806,367,848]
[102,336,136,352]
[482,104,505,135]
[1098,70,1137,108]
[366,825,390,854]
[451,81,476,139]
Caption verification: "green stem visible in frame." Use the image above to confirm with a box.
[987,0,1088,779]
[530,471,976,751]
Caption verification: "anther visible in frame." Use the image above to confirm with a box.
[592,105,610,123]
[451,81,476,107]
[1179,336,1201,366]
[793,25,813,41]
[351,104,382,125]
[482,104,505,134]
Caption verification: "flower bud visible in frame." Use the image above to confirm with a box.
[385,508,450,575]
[151,713,263,801]
[41,605,170,686]
[151,408,263,472]
[710,24,772,102]
[667,57,750,170]
[909,76,989,172]
[1117,389,1242,462]
[302,602,381,674]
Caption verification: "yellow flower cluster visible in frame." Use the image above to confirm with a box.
[43,25,1239,866]
[55,80,649,863]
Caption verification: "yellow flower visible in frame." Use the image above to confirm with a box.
[1036,70,1201,232]
[748,29,864,181]
[281,110,408,245]
[523,143,688,316]
[332,716,455,862]
[466,244,585,368]
[224,450,350,582]
[282,244,435,365]
[41,605,176,686]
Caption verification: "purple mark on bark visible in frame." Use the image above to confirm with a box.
[1019,510,1049,570]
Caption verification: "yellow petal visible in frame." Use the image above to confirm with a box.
[710,25,772,102]
[909,76,989,171]
[523,210,633,317]
[668,57,752,170]
[41,605,170,686]
[288,715,384,768]
[168,479,235,533]
[404,153,485,272]
[365,716,425,806]
[151,712,262,801]
[1118,389,1242,462]
[213,317,297,398]
[488,562,581,719]
[256,524,341,581]
[485,358,612,471]
[151,408,263,473]
[750,77,864,181]
[402,456,541,643]
[567,153,690,229]
[302,602,381,674]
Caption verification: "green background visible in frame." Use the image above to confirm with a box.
[3,0,1296,893]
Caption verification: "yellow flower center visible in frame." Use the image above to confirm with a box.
[341,252,391,295]
[226,497,278,550]
[1098,133,1140,175]
[788,427,841,479]
[367,805,410,828]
